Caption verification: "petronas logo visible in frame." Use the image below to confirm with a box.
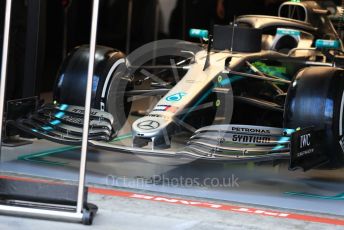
[166,92,186,102]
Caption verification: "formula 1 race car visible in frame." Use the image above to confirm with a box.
[9,1,344,171]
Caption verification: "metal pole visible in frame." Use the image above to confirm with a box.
[0,0,13,152]
[126,0,133,54]
[76,0,100,213]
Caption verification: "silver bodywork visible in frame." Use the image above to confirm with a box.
[132,50,229,148]
[131,49,293,148]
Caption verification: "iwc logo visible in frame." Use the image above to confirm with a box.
[137,120,160,130]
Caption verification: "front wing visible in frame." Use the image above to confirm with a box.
[91,124,295,163]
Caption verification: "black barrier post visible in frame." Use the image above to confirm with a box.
[22,0,46,98]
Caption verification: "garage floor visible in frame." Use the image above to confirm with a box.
[1,139,344,215]
[0,138,343,229]
[0,189,342,230]
[0,181,343,230]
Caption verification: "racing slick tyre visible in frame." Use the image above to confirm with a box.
[54,45,131,132]
[284,66,344,168]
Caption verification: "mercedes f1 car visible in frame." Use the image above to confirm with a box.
[9,1,344,171]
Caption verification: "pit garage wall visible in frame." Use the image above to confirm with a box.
[159,0,177,35]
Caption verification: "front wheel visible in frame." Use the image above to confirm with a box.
[284,66,344,169]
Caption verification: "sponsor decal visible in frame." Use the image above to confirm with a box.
[166,106,179,113]
[296,148,314,158]
[230,207,289,217]
[71,108,98,116]
[130,194,223,208]
[300,134,311,148]
[296,133,314,158]
[232,135,271,144]
[64,116,83,124]
[147,114,162,118]
[166,92,186,102]
[153,105,179,113]
[215,99,221,107]
[289,127,328,171]
[147,114,171,121]
[232,127,271,134]
[276,28,301,36]
[153,105,170,112]
[137,120,160,130]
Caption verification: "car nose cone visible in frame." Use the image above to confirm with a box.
[137,120,160,130]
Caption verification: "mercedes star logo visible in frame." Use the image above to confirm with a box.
[137,120,160,130]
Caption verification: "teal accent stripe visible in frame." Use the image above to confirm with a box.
[42,126,53,131]
[278,136,290,144]
[181,86,213,121]
[110,133,132,143]
[59,104,69,110]
[285,192,344,201]
[284,129,295,135]
[272,145,285,151]
[17,133,132,165]
[50,120,61,126]
[55,111,65,118]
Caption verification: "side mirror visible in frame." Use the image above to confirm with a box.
[189,29,209,39]
[315,39,340,50]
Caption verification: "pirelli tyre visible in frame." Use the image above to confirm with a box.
[54,45,131,132]
[284,66,344,169]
